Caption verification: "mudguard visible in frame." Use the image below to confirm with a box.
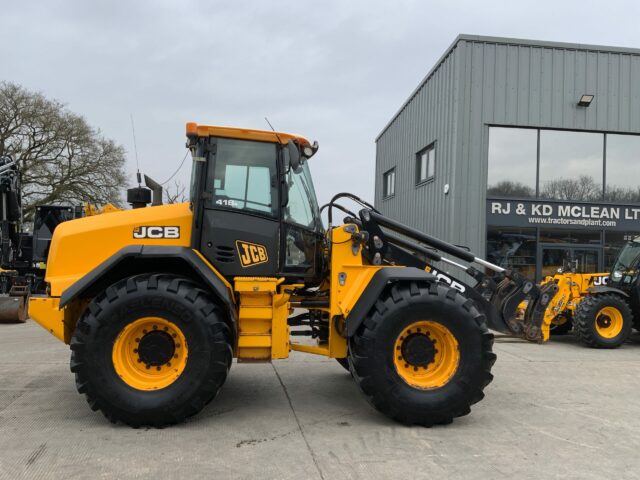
[345,267,527,338]
[59,245,237,327]
[587,285,629,297]
[345,267,437,337]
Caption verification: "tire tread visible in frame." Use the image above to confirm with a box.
[349,281,495,426]
[573,293,632,349]
[70,273,233,428]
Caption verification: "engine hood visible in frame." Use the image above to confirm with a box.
[45,202,192,296]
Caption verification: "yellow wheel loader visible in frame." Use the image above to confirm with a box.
[28,123,559,427]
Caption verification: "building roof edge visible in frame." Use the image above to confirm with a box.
[375,34,640,141]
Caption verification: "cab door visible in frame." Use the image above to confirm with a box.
[197,137,281,278]
[279,162,323,284]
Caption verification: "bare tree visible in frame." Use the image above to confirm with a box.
[164,180,187,204]
[540,175,602,202]
[0,82,127,220]
[487,180,535,198]
[605,185,640,203]
[490,176,640,203]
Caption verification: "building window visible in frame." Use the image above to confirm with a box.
[487,127,537,198]
[605,134,640,202]
[416,143,436,185]
[488,127,615,202]
[486,128,640,280]
[383,168,395,198]
[538,130,604,201]
[486,227,537,280]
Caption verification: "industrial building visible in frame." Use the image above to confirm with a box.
[375,34,640,280]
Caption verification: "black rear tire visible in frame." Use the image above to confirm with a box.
[349,281,495,426]
[573,294,632,348]
[70,274,233,427]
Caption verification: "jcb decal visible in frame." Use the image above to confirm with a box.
[236,240,268,267]
[589,275,609,286]
[133,226,180,239]
[426,267,466,293]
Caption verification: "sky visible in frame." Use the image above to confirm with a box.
[2,0,640,207]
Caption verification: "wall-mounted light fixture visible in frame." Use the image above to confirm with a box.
[577,94,594,107]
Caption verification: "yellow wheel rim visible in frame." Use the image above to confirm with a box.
[112,317,188,391]
[393,320,460,389]
[594,307,623,339]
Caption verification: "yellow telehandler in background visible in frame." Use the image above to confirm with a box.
[526,255,635,348]
[28,122,560,427]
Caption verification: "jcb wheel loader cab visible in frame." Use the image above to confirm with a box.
[186,123,324,285]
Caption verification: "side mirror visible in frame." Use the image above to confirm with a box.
[287,140,303,173]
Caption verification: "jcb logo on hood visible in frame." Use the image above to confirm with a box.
[236,240,268,267]
[589,275,609,286]
[133,226,180,239]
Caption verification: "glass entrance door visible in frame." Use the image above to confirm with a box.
[573,248,599,273]
[539,245,601,280]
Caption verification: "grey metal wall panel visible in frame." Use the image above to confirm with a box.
[376,35,640,263]
[374,45,461,242]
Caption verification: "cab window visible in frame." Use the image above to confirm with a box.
[284,163,320,230]
[209,138,278,217]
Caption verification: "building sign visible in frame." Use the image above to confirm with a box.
[487,198,640,230]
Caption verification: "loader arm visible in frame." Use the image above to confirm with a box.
[331,202,559,343]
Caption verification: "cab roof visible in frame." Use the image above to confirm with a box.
[186,122,310,145]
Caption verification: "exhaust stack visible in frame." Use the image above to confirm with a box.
[144,175,163,206]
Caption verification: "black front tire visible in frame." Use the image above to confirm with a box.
[70,274,233,427]
[349,281,495,426]
[573,294,632,348]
